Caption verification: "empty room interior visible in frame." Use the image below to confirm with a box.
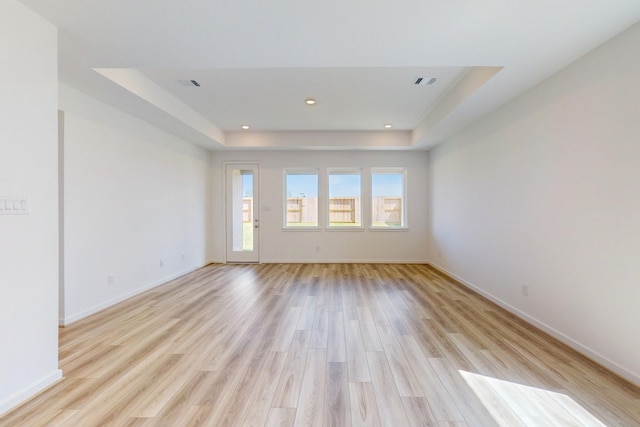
[2,0,640,425]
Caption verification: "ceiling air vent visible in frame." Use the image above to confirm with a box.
[178,79,201,87]
[413,77,437,85]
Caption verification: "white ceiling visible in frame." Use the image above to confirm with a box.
[142,67,463,131]
[18,0,640,150]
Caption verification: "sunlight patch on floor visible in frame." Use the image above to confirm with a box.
[459,370,606,426]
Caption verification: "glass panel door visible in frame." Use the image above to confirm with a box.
[226,164,259,263]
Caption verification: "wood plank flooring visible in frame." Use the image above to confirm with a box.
[2,263,640,426]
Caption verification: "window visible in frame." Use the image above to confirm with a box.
[328,169,362,228]
[371,168,406,228]
[284,170,318,227]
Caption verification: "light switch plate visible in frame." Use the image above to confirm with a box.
[0,197,29,215]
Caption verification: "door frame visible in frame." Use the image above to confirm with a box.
[225,163,260,263]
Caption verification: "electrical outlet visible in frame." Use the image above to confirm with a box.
[181,253,185,262]
[438,251,442,258]
[107,275,115,285]
[521,285,529,296]
[160,259,164,268]
[315,245,320,252]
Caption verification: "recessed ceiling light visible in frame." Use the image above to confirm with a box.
[241,125,250,130]
[305,98,316,105]
[384,124,393,129]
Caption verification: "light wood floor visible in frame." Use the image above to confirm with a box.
[2,264,640,426]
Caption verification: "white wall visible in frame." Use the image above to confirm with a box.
[428,22,640,385]
[211,150,429,263]
[60,85,212,324]
[0,1,61,414]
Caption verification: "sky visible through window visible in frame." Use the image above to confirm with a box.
[372,173,403,197]
[242,173,253,197]
[286,174,318,198]
[255,172,403,198]
[329,173,361,197]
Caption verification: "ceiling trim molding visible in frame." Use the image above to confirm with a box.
[94,68,226,147]
[412,66,503,148]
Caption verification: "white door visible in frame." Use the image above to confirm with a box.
[226,164,259,263]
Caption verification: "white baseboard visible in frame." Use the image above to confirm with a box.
[0,369,62,417]
[259,259,429,264]
[427,261,640,388]
[61,265,203,326]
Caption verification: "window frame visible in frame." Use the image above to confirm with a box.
[370,167,408,230]
[283,168,320,230]
[327,168,364,230]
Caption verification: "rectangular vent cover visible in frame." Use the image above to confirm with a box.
[414,77,437,85]
[178,79,201,87]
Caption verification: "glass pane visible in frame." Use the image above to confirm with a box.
[232,169,253,251]
[328,172,361,227]
[372,172,404,227]
[285,173,318,227]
